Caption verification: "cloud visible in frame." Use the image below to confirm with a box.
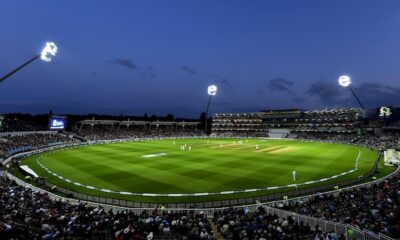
[258,78,294,95]
[305,80,400,108]
[181,66,196,75]
[139,67,157,79]
[109,58,136,70]
[354,82,400,107]
[268,78,294,92]
[231,106,264,113]
[147,66,156,78]
[212,101,232,106]
[204,73,233,89]
[257,77,308,106]
[306,80,346,105]
[291,96,307,103]
[213,77,232,88]
[356,82,400,97]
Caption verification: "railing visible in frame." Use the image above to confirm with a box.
[12,161,397,214]
[9,137,384,206]
[0,130,58,137]
[24,151,384,207]
[4,137,398,240]
[30,162,380,209]
[3,135,208,165]
[264,164,400,209]
[4,144,398,240]
[262,205,395,240]
[4,172,396,240]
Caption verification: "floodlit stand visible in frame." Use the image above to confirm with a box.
[0,55,40,83]
[204,95,212,134]
[0,42,57,84]
[348,86,365,109]
[205,85,217,134]
[338,75,365,110]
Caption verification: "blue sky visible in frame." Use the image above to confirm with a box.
[1,0,400,117]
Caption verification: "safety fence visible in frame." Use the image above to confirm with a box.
[0,130,58,137]
[3,137,398,240]
[262,205,395,240]
[4,147,399,240]
[8,136,383,206]
[264,164,400,209]
[34,164,380,209]
[4,172,396,240]
[11,150,383,209]
[11,159,398,211]
[3,135,209,165]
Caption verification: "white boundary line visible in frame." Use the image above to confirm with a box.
[34,142,364,197]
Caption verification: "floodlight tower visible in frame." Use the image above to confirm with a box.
[0,42,58,84]
[204,85,217,134]
[338,75,365,109]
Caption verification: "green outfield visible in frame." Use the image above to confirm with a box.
[21,138,379,203]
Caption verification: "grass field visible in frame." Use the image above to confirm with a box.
[21,138,380,203]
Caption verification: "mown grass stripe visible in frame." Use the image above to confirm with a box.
[24,138,378,197]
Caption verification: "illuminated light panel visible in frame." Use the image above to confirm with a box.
[208,85,217,96]
[40,42,58,62]
[338,75,351,87]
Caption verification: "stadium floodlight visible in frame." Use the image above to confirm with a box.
[40,42,58,62]
[205,85,218,134]
[338,75,351,87]
[337,75,365,109]
[0,41,58,84]
[208,85,217,96]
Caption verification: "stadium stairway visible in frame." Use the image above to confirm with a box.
[211,222,224,240]
[65,132,88,142]
[152,234,181,240]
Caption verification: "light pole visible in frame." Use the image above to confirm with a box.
[0,42,58,84]
[338,75,365,109]
[205,85,217,134]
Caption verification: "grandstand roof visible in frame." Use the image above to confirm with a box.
[79,120,119,125]
[261,109,300,113]
[119,120,149,125]
[79,119,199,126]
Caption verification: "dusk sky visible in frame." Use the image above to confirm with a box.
[1,0,400,117]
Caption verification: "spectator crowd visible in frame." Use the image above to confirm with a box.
[0,115,399,239]
[0,176,216,239]
[77,125,203,141]
[0,118,46,132]
[212,206,342,240]
[0,175,348,239]
[0,133,75,160]
[296,132,400,150]
[278,170,400,238]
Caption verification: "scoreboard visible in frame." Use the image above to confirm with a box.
[49,116,66,130]
[378,106,393,118]
[363,107,396,119]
